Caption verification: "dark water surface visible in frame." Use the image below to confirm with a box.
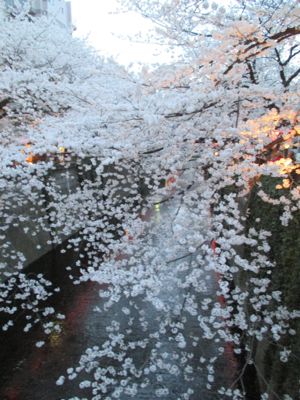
[0,205,242,400]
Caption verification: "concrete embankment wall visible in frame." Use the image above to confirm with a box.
[221,176,300,398]
[245,176,300,399]
[0,158,145,273]
[1,165,80,270]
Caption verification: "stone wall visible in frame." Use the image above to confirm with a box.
[245,176,300,399]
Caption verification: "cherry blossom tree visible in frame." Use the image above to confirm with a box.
[0,10,140,333]
[0,1,299,399]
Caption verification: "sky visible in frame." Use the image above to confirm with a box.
[70,0,173,67]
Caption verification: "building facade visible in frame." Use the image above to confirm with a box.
[0,0,72,32]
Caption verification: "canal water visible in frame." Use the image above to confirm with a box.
[0,200,239,400]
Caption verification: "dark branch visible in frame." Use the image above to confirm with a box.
[165,101,219,119]
[142,147,164,155]
[286,66,300,86]
[224,26,300,76]
[281,44,300,66]
[182,29,212,38]
[246,61,258,84]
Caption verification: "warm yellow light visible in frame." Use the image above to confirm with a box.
[58,146,66,153]
[294,125,300,135]
[26,154,34,164]
[282,179,291,189]
[21,143,33,162]
[272,157,294,174]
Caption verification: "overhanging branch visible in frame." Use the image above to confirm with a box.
[224,26,300,76]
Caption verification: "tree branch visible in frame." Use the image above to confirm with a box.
[286,66,300,86]
[165,101,219,119]
[281,44,300,66]
[246,61,258,84]
[224,26,300,76]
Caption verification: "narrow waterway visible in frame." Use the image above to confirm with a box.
[0,199,239,400]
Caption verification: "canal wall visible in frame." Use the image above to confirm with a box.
[244,176,300,399]
[0,158,146,273]
[219,176,300,399]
